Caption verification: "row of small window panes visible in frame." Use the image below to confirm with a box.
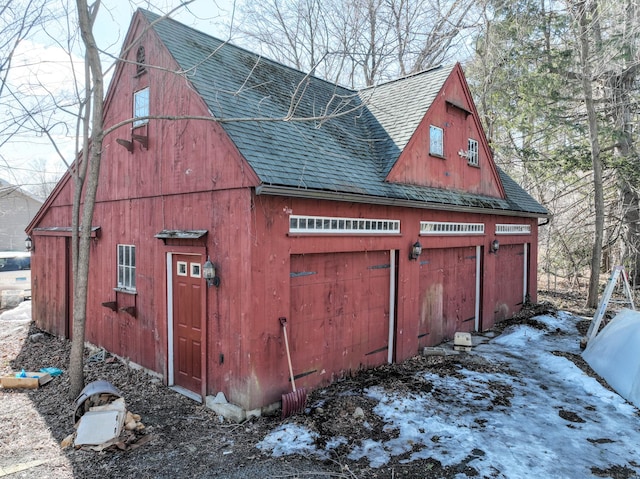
[290,216,400,233]
[496,224,531,234]
[420,222,484,234]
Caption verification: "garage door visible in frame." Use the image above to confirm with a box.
[494,243,527,321]
[289,251,392,389]
[418,246,478,347]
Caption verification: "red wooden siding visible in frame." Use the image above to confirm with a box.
[98,15,260,205]
[418,246,477,347]
[289,251,391,391]
[30,236,71,338]
[493,243,527,321]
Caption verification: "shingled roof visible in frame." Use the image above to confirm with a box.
[140,10,548,217]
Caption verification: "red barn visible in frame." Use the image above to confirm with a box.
[27,10,548,415]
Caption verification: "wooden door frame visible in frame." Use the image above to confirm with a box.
[65,236,72,338]
[166,249,207,401]
[387,249,398,364]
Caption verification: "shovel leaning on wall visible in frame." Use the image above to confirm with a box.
[279,317,307,418]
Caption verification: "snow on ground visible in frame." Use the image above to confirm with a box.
[258,311,640,478]
[0,300,32,322]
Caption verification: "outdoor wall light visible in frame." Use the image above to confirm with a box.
[203,256,220,287]
[25,236,33,252]
[409,240,423,261]
[490,239,500,254]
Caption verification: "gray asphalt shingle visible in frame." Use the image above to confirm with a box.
[140,10,548,217]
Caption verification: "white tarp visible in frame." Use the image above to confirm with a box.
[583,308,640,409]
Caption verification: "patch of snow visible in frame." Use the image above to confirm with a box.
[258,312,640,477]
[0,300,32,322]
[256,424,324,459]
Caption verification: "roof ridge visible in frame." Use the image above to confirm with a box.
[359,64,452,92]
[138,8,357,95]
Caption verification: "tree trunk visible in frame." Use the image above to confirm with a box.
[611,0,640,286]
[574,0,605,308]
[69,0,105,399]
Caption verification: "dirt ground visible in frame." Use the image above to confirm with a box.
[0,290,621,479]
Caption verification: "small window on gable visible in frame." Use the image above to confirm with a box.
[430,125,444,157]
[136,46,146,75]
[117,244,136,292]
[133,87,149,127]
[467,138,479,166]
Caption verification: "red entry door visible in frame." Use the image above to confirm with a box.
[172,254,204,394]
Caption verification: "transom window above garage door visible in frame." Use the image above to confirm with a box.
[496,224,531,234]
[420,221,484,235]
[290,215,400,234]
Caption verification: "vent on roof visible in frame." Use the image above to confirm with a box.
[420,221,484,235]
[496,224,531,235]
[289,215,400,235]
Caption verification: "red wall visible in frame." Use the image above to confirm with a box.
[240,194,539,407]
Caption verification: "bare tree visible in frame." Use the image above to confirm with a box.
[388,0,477,77]
[237,0,331,72]
[0,0,46,100]
[0,0,48,183]
[237,0,480,87]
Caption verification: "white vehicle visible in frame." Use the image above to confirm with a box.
[0,251,31,302]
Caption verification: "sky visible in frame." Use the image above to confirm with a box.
[256,310,640,478]
[1,0,237,195]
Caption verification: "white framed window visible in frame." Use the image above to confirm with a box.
[289,215,400,235]
[117,244,136,291]
[467,138,479,166]
[190,263,201,278]
[177,261,188,276]
[133,87,149,127]
[430,125,444,157]
[496,224,531,235]
[420,221,485,235]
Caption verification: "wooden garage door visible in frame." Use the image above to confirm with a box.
[418,246,477,347]
[289,251,391,389]
[494,244,527,321]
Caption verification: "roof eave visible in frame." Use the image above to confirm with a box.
[255,185,551,219]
